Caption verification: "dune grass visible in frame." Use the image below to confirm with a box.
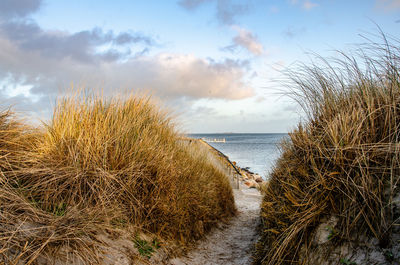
[253,33,400,264]
[0,93,235,264]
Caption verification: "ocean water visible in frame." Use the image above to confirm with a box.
[189,133,288,179]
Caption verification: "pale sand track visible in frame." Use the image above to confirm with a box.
[168,186,262,265]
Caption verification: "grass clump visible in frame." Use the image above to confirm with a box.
[133,236,161,259]
[339,258,357,265]
[0,93,235,263]
[254,33,400,264]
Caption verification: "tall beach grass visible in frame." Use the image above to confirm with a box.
[0,93,235,264]
[254,33,400,264]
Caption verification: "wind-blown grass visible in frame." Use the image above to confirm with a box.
[0,94,235,264]
[254,33,400,264]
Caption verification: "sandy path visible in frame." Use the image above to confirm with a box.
[168,186,262,265]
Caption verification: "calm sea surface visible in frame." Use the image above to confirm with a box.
[188,133,288,179]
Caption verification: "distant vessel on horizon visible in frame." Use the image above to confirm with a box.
[201,137,226,143]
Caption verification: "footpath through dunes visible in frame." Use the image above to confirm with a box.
[169,184,262,265]
[168,140,264,265]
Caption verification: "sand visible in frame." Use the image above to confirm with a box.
[168,185,262,265]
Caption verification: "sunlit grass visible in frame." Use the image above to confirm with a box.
[0,93,235,264]
[254,32,400,265]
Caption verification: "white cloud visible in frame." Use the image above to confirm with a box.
[223,26,264,56]
[0,0,255,128]
[0,6,255,122]
[0,25,253,118]
[105,54,254,100]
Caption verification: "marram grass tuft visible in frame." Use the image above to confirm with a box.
[254,33,400,265]
[0,94,235,264]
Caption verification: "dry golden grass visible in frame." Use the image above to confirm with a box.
[0,94,235,264]
[253,33,400,265]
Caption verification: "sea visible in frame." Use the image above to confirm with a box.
[188,133,288,179]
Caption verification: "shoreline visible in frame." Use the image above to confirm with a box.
[197,138,267,190]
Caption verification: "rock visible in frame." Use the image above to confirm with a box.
[255,177,263,183]
[244,180,252,187]
[244,180,258,189]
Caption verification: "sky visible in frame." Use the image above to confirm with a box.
[0,0,399,133]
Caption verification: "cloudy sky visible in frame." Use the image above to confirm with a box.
[0,0,399,133]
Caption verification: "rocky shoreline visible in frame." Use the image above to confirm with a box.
[230,163,266,189]
[196,138,267,190]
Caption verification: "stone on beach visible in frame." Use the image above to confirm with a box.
[255,177,263,183]
[244,179,258,188]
